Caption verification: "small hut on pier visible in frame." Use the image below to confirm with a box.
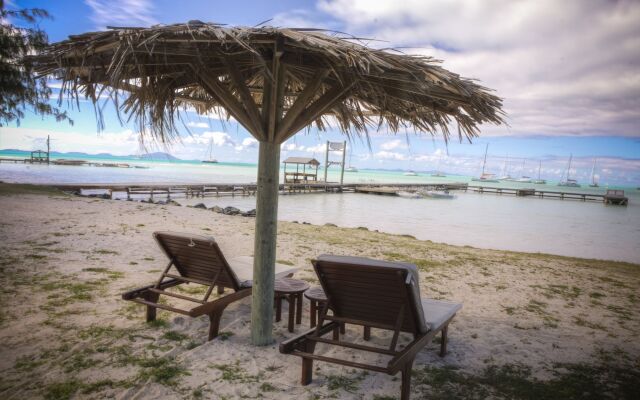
[283,157,320,183]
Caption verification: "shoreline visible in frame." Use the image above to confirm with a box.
[1,183,638,399]
[2,182,639,264]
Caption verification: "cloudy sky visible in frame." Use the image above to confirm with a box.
[2,0,639,185]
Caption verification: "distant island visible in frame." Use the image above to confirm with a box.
[0,149,182,161]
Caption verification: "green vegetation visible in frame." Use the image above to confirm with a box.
[0,183,64,196]
[411,362,640,400]
[325,374,363,392]
[82,267,124,280]
[259,382,277,392]
[212,362,261,383]
[218,331,234,341]
[93,249,120,255]
[136,357,189,385]
[162,330,188,342]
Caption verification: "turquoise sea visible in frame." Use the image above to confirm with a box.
[2,150,639,263]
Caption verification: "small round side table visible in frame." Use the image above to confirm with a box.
[274,278,310,332]
[303,286,347,336]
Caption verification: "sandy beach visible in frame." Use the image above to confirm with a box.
[0,183,638,399]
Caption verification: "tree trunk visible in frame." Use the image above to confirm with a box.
[250,140,281,345]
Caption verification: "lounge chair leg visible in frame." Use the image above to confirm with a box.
[208,310,223,340]
[296,293,303,325]
[439,325,448,357]
[301,358,313,385]
[301,341,317,385]
[287,296,295,333]
[144,292,159,322]
[276,296,282,322]
[400,359,414,400]
[363,326,371,341]
[332,326,340,340]
[309,300,317,328]
[217,286,225,295]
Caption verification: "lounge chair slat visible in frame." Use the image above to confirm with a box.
[164,272,216,286]
[308,336,397,355]
[148,287,206,304]
[130,298,193,316]
[290,351,389,373]
[322,315,398,331]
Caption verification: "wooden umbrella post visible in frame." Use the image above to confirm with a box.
[251,140,281,345]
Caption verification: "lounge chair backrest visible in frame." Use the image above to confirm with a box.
[313,255,428,334]
[153,231,241,291]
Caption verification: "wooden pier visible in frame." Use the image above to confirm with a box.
[468,185,628,205]
[47,182,628,206]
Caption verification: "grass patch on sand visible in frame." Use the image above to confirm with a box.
[0,183,64,196]
[136,357,189,385]
[382,252,445,271]
[531,284,581,300]
[212,362,262,383]
[325,373,365,393]
[411,362,640,400]
[162,330,188,342]
[82,267,124,280]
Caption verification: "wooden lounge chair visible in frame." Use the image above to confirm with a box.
[122,231,296,340]
[280,255,462,400]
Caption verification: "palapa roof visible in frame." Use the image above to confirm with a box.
[30,21,505,145]
[283,157,320,166]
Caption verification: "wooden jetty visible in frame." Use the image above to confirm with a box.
[51,182,467,201]
[468,185,627,205]
[48,182,628,206]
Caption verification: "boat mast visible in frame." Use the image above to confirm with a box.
[566,154,573,180]
[590,158,597,185]
[481,143,488,175]
[538,160,542,180]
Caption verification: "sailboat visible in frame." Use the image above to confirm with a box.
[471,144,499,182]
[498,155,512,181]
[201,138,218,164]
[533,160,546,184]
[345,146,358,172]
[589,158,599,187]
[515,158,532,183]
[558,154,580,187]
[431,154,446,177]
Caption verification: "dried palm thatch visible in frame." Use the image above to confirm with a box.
[29,21,504,145]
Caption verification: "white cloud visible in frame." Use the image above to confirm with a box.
[85,0,157,29]
[319,0,640,137]
[379,139,408,151]
[374,151,408,161]
[235,137,259,151]
[186,121,209,129]
[282,141,326,154]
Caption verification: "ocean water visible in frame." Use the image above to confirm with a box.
[2,154,639,264]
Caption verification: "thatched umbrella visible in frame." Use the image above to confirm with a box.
[30,21,504,345]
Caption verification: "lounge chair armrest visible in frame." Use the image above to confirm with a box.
[279,322,339,354]
[121,278,182,300]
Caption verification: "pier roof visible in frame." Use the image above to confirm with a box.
[283,157,320,166]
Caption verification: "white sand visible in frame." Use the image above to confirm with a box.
[0,187,638,399]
